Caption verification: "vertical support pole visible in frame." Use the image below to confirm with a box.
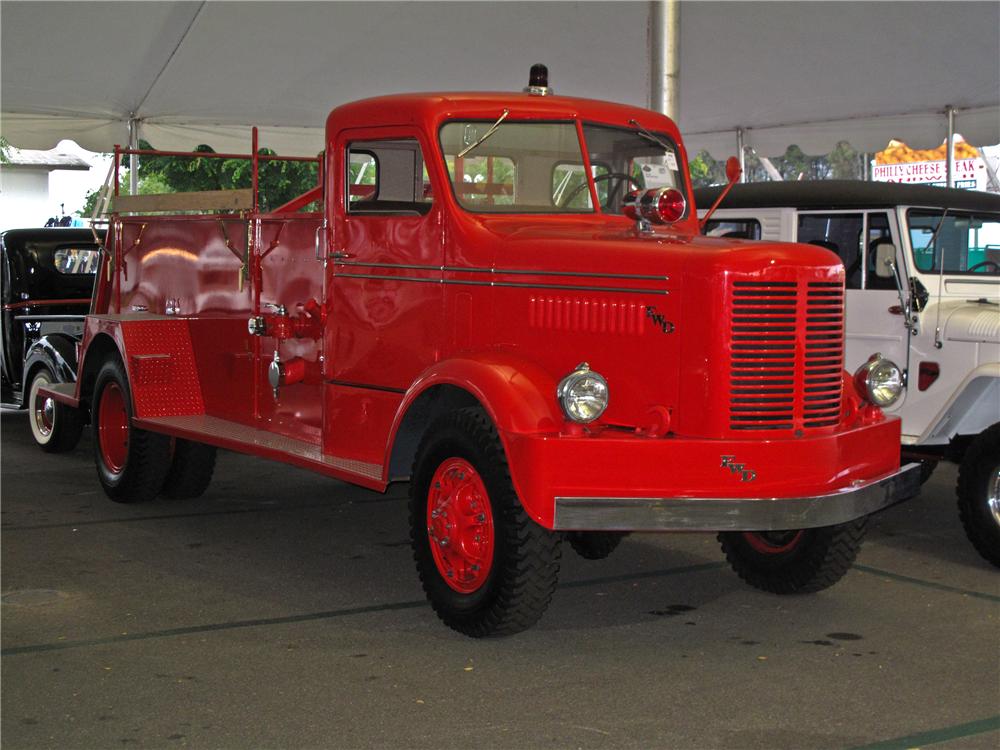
[648,0,680,120]
[862,152,870,181]
[251,126,259,212]
[736,128,746,183]
[945,105,956,188]
[128,115,139,195]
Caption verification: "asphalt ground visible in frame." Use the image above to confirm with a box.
[2,408,998,750]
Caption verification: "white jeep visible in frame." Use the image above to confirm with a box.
[696,181,1000,566]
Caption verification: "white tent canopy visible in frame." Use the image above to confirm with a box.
[2,1,998,158]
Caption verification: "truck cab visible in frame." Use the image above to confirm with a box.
[46,82,920,636]
[696,181,1000,566]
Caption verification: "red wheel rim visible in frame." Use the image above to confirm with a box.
[98,382,129,473]
[743,530,804,555]
[426,457,494,594]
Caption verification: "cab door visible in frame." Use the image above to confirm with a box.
[323,128,444,464]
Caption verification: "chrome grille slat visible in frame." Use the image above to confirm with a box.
[728,279,844,432]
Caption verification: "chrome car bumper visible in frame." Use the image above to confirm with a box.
[553,463,921,532]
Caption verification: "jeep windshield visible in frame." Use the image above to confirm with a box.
[438,120,685,215]
[908,210,1000,275]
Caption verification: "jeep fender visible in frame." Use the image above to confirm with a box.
[21,334,79,407]
[385,354,564,522]
[919,363,1000,444]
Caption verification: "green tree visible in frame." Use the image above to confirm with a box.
[78,140,320,216]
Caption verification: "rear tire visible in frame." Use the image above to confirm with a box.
[28,367,83,453]
[409,407,561,637]
[957,424,1000,568]
[566,531,628,560]
[92,359,171,503]
[161,440,217,499]
[718,518,867,594]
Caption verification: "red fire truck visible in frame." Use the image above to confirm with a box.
[45,70,919,636]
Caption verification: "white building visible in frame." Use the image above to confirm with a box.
[0,148,92,231]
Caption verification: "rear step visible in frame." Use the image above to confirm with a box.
[134,414,385,490]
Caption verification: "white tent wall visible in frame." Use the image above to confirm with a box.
[2,1,998,159]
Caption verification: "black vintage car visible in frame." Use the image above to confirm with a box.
[1,227,103,451]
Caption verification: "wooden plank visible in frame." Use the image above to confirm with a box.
[111,189,253,213]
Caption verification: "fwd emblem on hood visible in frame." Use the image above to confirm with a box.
[721,455,757,482]
[645,305,675,334]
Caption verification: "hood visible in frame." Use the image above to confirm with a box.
[470,216,843,282]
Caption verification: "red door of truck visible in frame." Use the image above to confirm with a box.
[323,128,444,465]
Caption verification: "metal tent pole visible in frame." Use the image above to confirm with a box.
[737,128,746,183]
[945,105,955,188]
[128,115,139,195]
[648,0,679,119]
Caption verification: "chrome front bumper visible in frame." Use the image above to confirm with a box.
[553,462,922,532]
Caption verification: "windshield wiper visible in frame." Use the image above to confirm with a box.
[628,118,671,152]
[457,109,510,158]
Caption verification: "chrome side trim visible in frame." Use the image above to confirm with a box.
[553,463,922,532]
[334,260,668,282]
[333,273,666,296]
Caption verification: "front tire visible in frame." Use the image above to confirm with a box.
[718,518,867,594]
[566,531,628,560]
[409,407,561,637]
[28,367,83,453]
[92,359,171,503]
[957,424,1000,567]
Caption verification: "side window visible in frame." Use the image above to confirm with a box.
[798,213,863,289]
[347,151,377,203]
[865,213,897,290]
[53,246,101,274]
[704,219,762,240]
[346,138,432,215]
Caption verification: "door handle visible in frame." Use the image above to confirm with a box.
[331,252,353,260]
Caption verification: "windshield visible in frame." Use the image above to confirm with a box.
[578,123,685,215]
[440,121,592,213]
[907,210,1000,275]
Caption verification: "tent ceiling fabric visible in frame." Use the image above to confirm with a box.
[2,1,997,158]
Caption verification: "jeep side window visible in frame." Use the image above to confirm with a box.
[798,213,863,289]
[864,213,896,290]
[346,139,432,215]
[704,219,762,240]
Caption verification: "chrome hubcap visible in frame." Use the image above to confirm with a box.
[30,378,54,438]
[988,465,1000,527]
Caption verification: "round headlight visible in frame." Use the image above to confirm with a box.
[854,355,903,407]
[557,363,609,423]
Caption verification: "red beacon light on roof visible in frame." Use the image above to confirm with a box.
[624,187,686,231]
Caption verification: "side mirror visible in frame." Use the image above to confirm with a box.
[725,156,742,184]
[875,242,897,278]
[699,156,743,231]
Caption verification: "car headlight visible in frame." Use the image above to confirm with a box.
[557,363,609,423]
[854,354,903,407]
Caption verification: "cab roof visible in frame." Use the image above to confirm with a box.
[326,92,682,143]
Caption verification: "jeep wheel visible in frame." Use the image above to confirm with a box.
[409,407,561,637]
[718,518,867,594]
[957,424,1000,568]
[566,531,629,560]
[92,359,171,503]
[161,439,217,499]
[28,367,83,453]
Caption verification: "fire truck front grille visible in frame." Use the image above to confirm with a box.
[728,280,844,432]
